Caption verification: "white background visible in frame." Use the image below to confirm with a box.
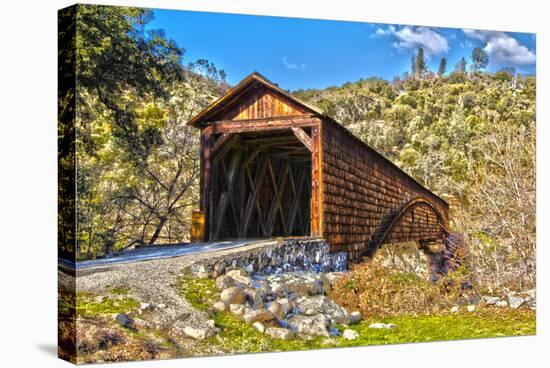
[0,0,547,367]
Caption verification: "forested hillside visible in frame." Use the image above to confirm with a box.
[59,5,229,259]
[294,64,536,289]
[61,5,535,290]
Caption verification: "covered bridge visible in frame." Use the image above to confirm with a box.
[189,72,462,265]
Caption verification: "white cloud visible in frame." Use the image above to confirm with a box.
[371,26,449,56]
[463,30,536,65]
[371,26,395,38]
[282,56,306,70]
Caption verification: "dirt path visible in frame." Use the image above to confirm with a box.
[60,240,280,333]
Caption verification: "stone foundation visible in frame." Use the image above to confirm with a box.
[190,238,347,278]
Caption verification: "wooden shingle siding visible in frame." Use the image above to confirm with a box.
[321,119,448,261]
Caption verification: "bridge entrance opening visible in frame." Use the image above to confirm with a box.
[208,129,312,241]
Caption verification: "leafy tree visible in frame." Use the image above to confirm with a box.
[471,47,489,72]
[69,5,228,258]
[437,58,447,76]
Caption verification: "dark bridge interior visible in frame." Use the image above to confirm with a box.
[209,130,312,240]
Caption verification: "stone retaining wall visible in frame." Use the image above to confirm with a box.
[190,238,347,278]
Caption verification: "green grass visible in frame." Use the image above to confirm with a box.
[75,293,139,316]
[177,272,536,355]
[335,310,535,347]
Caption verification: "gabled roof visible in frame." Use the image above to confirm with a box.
[188,71,324,128]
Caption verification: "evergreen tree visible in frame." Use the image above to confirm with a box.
[471,47,489,72]
[410,54,417,77]
[415,47,426,77]
[455,57,468,73]
[437,57,447,76]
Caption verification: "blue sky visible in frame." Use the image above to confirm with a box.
[146,9,536,91]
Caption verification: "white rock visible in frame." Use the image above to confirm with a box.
[508,295,525,309]
[226,269,252,286]
[265,327,295,340]
[343,329,359,340]
[368,322,396,329]
[252,322,265,333]
[288,314,330,337]
[451,306,459,313]
[467,305,476,312]
[183,325,216,341]
[496,300,508,307]
[213,301,227,312]
[229,303,246,317]
[349,311,362,324]
[482,296,501,305]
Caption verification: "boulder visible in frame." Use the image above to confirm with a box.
[265,327,295,340]
[467,305,476,312]
[244,287,264,309]
[267,301,285,320]
[215,275,235,290]
[139,302,155,311]
[229,304,247,317]
[482,296,501,305]
[349,311,362,324]
[297,295,351,324]
[220,286,246,305]
[368,322,396,329]
[343,329,359,341]
[226,269,252,286]
[183,324,217,341]
[508,295,525,309]
[212,301,227,312]
[243,310,277,325]
[253,322,265,333]
[271,282,287,296]
[451,306,459,313]
[496,300,508,307]
[115,314,135,330]
[190,263,209,278]
[288,314,330,337]
[275,298,295,315]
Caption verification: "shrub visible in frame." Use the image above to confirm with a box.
[330,262,477,319]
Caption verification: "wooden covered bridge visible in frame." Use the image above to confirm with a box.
[189,72,464,268]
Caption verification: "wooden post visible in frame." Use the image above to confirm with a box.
[200,129,212,241]
[310,124,323,237]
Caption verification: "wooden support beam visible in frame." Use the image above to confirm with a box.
[213,134,240,162]
[213,150,242,240]
[241,158,268,236]
[209,116,320,134]
[211,133,234,155]
[241,145,264,168]
[291,127,313,151]
[241,136,297,146]
[287,166,307,234]
[265,161,290,236]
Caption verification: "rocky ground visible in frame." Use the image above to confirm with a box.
[59,242,536,364]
